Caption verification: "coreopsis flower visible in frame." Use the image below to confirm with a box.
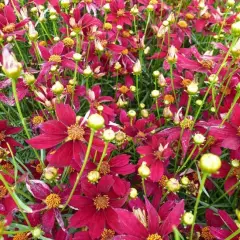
[137,136,173,182]
[0,6,29,38]
[69,175,129,239]
[27,103,105,167]
[0,120,22,154]
[114,199,184,239]
[26,179,68,233]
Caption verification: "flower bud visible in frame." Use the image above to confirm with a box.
[117,25,123,31]
[151,90,160,98]
[180,176,190,186]
[153,70,160,78]
[50,65,58,72]
[131,5,139,15]
[87,170,100,183]
[130,85,136,92]
[53,36,60,42]
[227,0,235,7]
[70,31,77,37]
[208,74,218,84]
[88,114,105,130]
[144,46,150,55]
[103,3,110,12]
[128,110,136,118]
[52,81,64,94]
[231,159,240,168]
[103,129,115,142]
[210,107,216,113]
[50,15,57,21]
[129,188,138,199]
[44,167,58,181]
[61,0,70,8]
[146,4,154,11]
[158,74,167,87]
[31,227,42,239]
[73,53,82,61]
[187,81,198,95]
[133,60,142,75]
[166,178,180,192]
[138,162,150,179]
[182,212,194,225]
[141,109,149,118]
[114,62,122,70]
[162,20,169,27]
[196,99,203,106]
[24,73,36,85]
[199,153,221,174]
[30,7,38,13]
[163,106,173,119]
[83,66,93,77]
[231,21,240,37]
[193,133,205,144]
[139,103,145,109]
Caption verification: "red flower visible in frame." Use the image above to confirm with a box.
[0,120,22,154]
[137,136,173,182]
[27,103,105,167]
[69,175,129,239]
[114,198,184,239]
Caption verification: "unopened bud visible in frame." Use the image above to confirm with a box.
[199,153,221,174]
[138,162,150,178]
[103,129,115,142]
[87,114,105,130]
[166,178,180,192]
[129,188,138,199]
[52,81,64,94]
[87,170,100,183]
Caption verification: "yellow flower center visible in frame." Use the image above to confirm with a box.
[13,233,28,240]
[164,94,175,104]
[45,193,61,209]
[101,229,115,240]
[121,49,129,55]
[99,162,111,175]
[66,85,74,94]
[1,162,13,172]
[185,13,195,20]
[84,0,93,3]
[150,0,158,4]
[201,226,214,240]
[219,85,231,96]
[63,37,74,47]
[32,116,44,126]
[122,31,130,38]
[0,132,5,142]
[147,233,163,240]
[180,118,194,129]
[117,9,125,17]
[93,194,110,210]
[200,59,213,70]
[158,175,168,187]
[2,23,15,33]
[178,20,188,28]
[0,3,5,10]
[49,55,62,63]
[119,85,129,94]
[0,148,7,160]
[154,151,163,160]
[0,186,7,199]
[67,124,85,141]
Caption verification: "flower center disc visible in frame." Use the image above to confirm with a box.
[94,194,110,210]
[0,132,5,142]
[147,233,163,240]
[45,193,61,209]
[99,162,111,175]
[117,9,125,17]
[13,233,28,240]
[0,186,7,199]
[32,116,44,126]
[49,54,62,63]
[101,229,115,240]
[180,119,194,129]
[201,226,214,240]
[3,23,15,33]
[67,124,85,141]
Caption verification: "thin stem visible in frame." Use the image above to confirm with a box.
[155,99,160,119]
[189,172,208,240]
[142,178,146,196]
[135,75,140,106]
[170,64,177,107]
[62,129,95,210]
[97,142,109,171]
[225,228,240,240]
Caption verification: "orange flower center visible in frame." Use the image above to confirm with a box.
[0,132,5,142]
[13,233,28,240]
[206,135,215,146]
[49,55,62,63]
[147,234,163,240]
[201,226,214,240]
[32,116,44,126]
[200,59,213,69]
[1,163,13,172]
[121,49,129,55]
[122,31,130,38]
[66,85,74,94]
[36,163,43,174]
[45,193,61,209]
[164,94,175,104]
[84,0,93,3]
[63,37,74,47]
[67,124,85,141]
[99,162,111,175]
[0,148,7,160]
[101,229,115,240]
[93,194,110,210]
[178,20,188,28]
[219,85,231,95]
[0,186,7,199]
[119,85,129,94]
[2,23,15,33]
[117,9,125,17]
[181,79,192,87]
[158,175,168,187]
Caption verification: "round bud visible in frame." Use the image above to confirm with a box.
[73,53,82,61]
[144,46,150,55]
[31,227,42,238]
[87,114,105,130]
[30,7,38,13]
[117,25,123,31]
[97,105,104,112]
[163,106,173,119]
[196,99,203,106]
[129,188,138,199]
[141,109,149,118]
[231,159,240,168]
[162,20,169,26]
[7,36,13,43]
[199,153,222,174]
[29,31,38,41]
[103,129,115,142]
[151,90,160,98]
[61,0,70,8]
[133,60,141,75]
[115,131,126,143]
[182,212,194,225]
[208,74,218,84]
[166,178,180,192]
[83,66,93,76]
[50,65,58,72]
[138,162,150,179]
[2,62,22,80]
[139,103,145,109]
[70,31,77,37]
[130,85,136,92]
[50,15,57,21]
[146,4,154,11]
[87,170,100,183]
[52,81,64,94]
[193,133,205,144]
[227,0,235,7]
[231,21,240,37]
[180,176,190,186]
[130,5,139,15]
[210,107,216,113]
[153,70,160,78]
[128,110,136,118]
[103,3,110,12]
[24,73,35,85]
[114,62,122,70]
[187,82,198,95]
[39,5,45,10]
[53,36,60,42]
[44,167,58,181]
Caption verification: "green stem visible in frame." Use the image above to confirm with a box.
[135,75,140,106]
[142,178,146,196]
[189,172,208,240]
[225,228,240,240]
[62,129,95,210]
[170,64,177,107]
[97,142,109,171]
[155,99,160,119]
[13,39,27,66]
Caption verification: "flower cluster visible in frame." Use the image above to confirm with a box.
[0,0,240,239]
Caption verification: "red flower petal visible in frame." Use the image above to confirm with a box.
[26,179,51,200]
[56,103,76,126]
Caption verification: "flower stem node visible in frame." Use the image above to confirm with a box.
[182,212,194,225]
[193,133,205,145]
[231,21,240,37]
[103,129,115,142]
[52,81,64,95]
[166,178,180,192]
[138,162,150,179]
[129,188,138,199]
[87,170,100,184]
[199,153,222,174]
[87,114,105,130]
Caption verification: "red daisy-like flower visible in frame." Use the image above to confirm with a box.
[26,103,105,167]
[69,175,129,239]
